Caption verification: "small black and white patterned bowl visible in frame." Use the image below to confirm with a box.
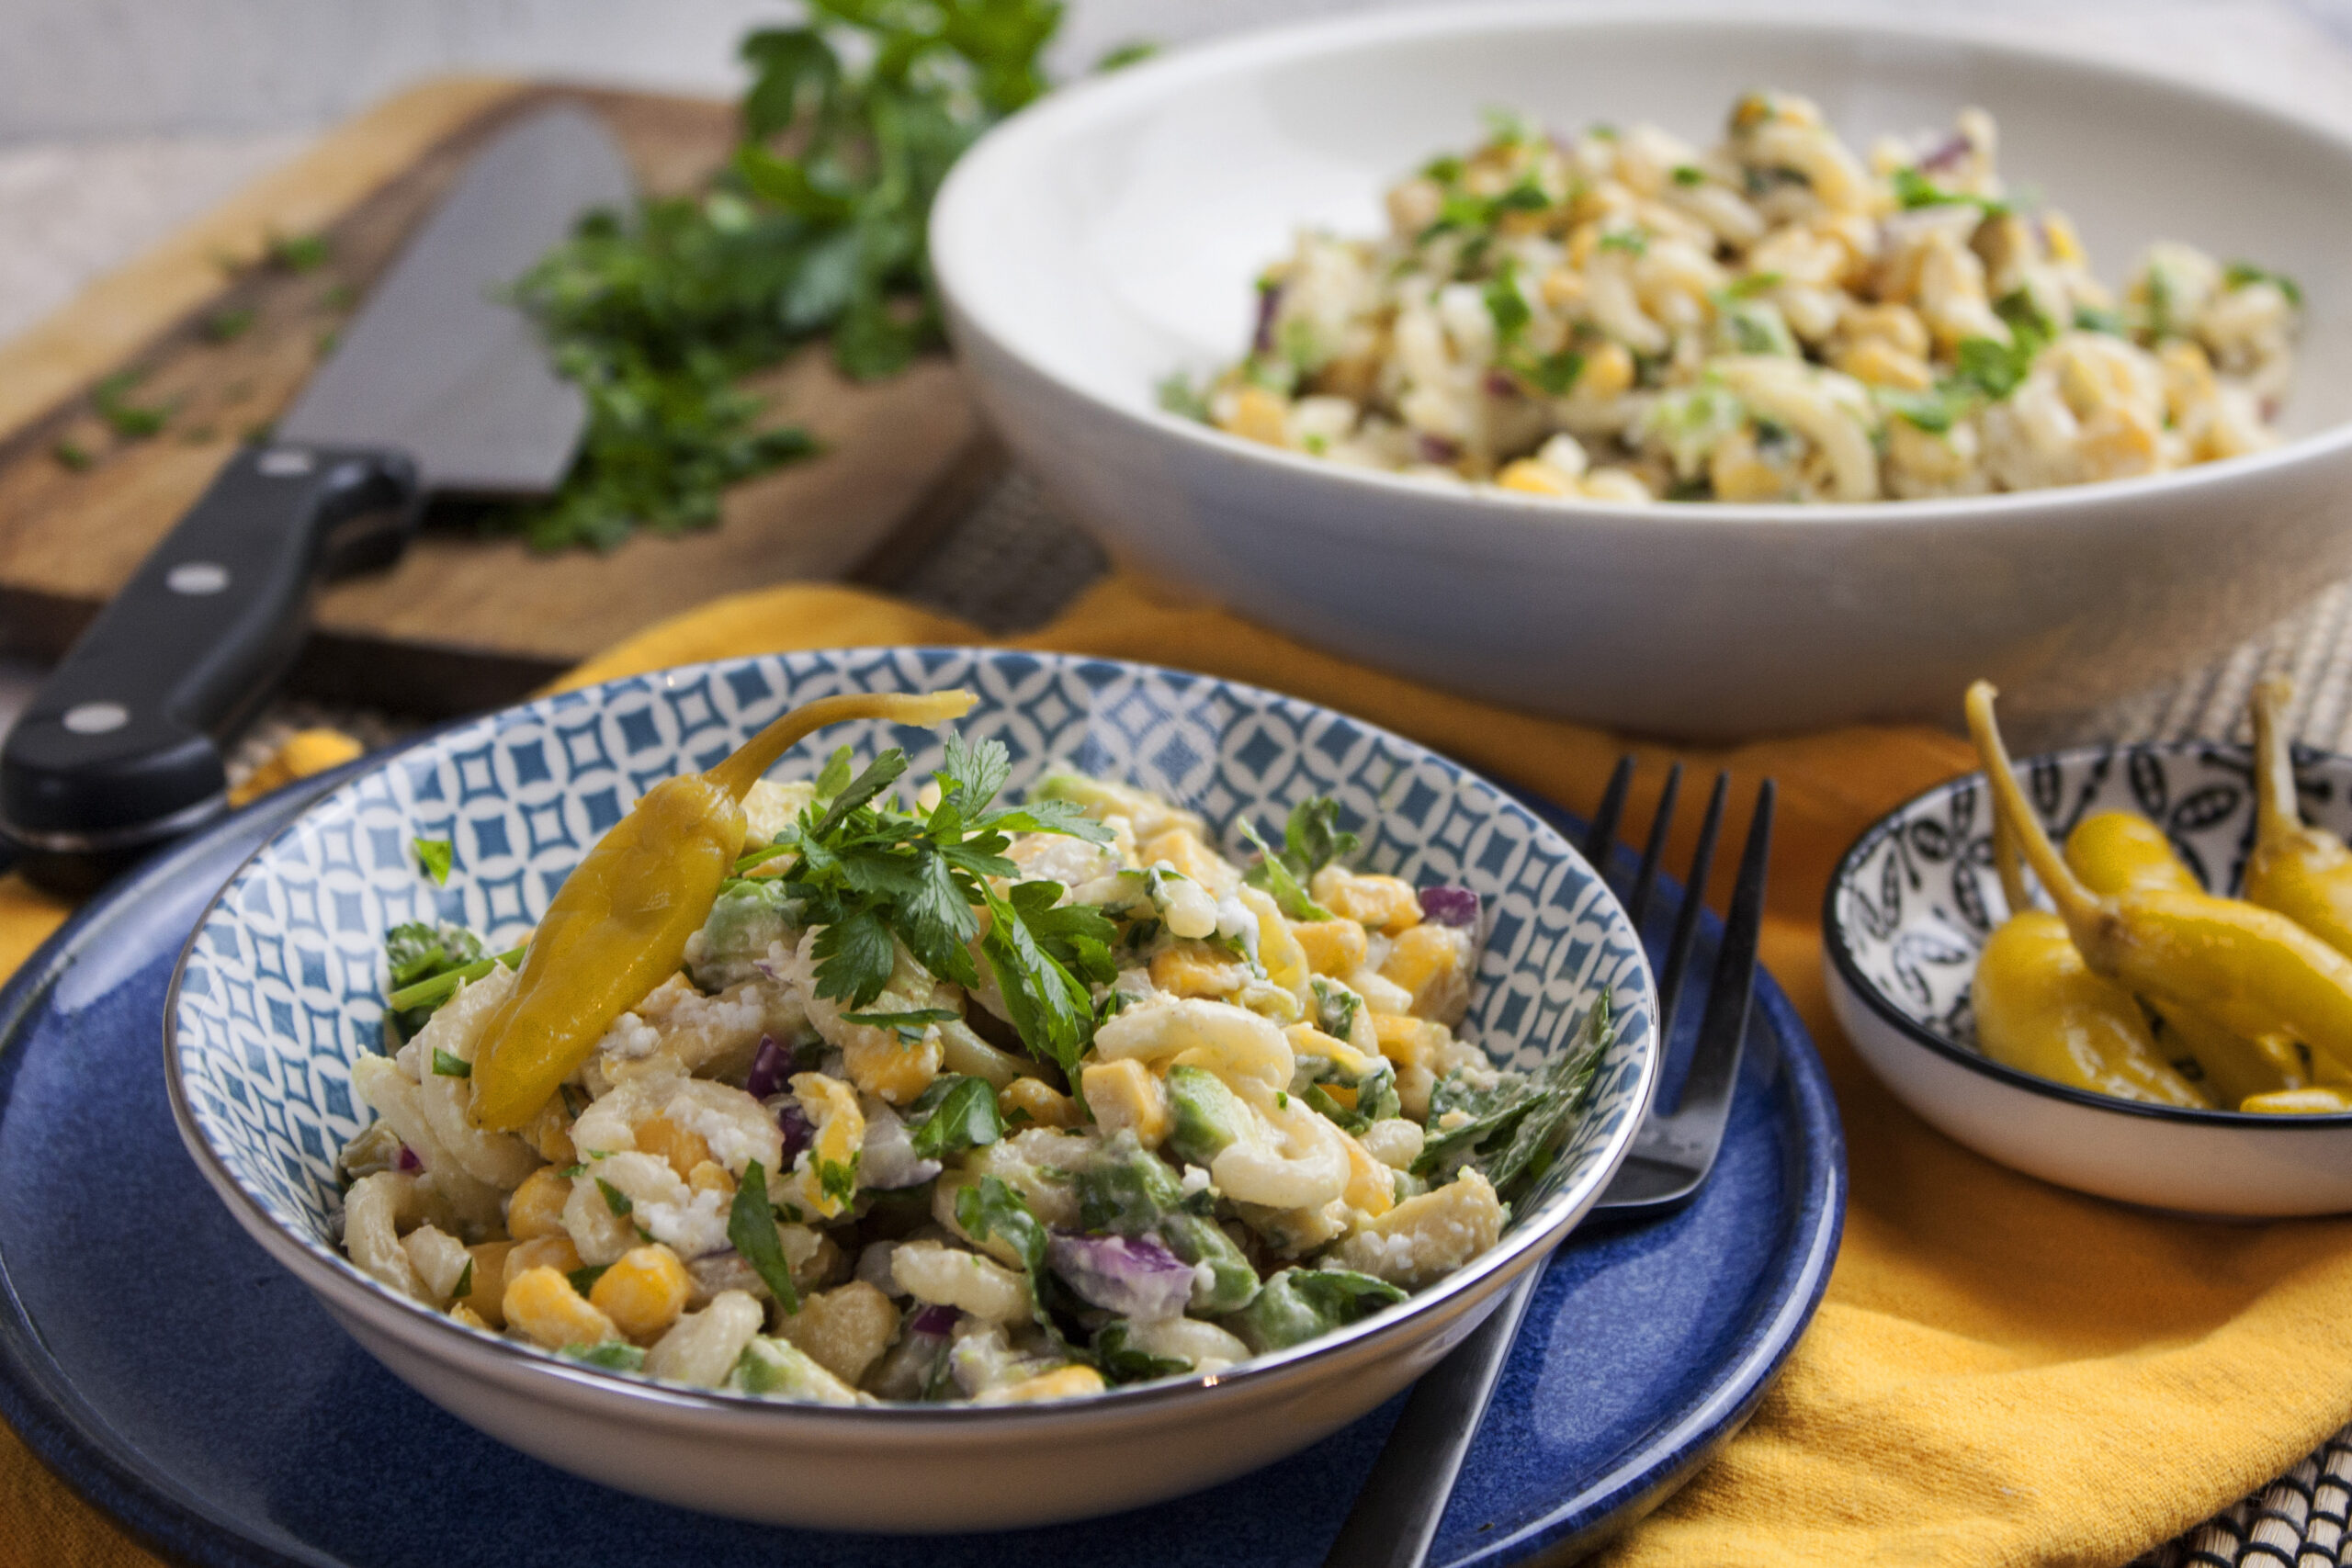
[1824,739,2352,1216]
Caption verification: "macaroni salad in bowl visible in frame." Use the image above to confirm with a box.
[1175,91,2302,502]
[338,737,1606,1408]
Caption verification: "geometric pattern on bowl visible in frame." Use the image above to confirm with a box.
[1833,737,2346,1055]
[171,647,1656,1394]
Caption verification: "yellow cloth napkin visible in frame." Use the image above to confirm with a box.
[6,576,2352,1568]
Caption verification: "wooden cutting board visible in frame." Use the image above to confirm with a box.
[0,80,1001,716]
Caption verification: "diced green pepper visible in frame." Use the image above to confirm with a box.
[1167,1064,1249,1167]
[1161,1212,1260,1314]
[1224,1268,1406,1353]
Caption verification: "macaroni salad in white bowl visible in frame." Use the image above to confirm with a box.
[933,10,2352,738]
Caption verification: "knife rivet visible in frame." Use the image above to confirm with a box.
[257,449,314,478]
[166,562,231,596]
[61,703,129,736]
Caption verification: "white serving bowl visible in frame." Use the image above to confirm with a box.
[164,648,1658,1529]
[932,6,2352,740]
[1824,738,2352,1216]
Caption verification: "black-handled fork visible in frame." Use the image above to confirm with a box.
[1318,761,1776,1568]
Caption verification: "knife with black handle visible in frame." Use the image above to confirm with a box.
[0,104,635,892]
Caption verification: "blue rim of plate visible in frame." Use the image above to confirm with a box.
[0,753,1843,1568]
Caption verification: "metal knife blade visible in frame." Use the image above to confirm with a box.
[277,103,634,495]
[0,101,636,889]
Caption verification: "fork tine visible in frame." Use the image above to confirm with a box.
[1583,755,1635,870]
[1655,771,1729,1054]
[1624,762,1681,930]
[1662,780,1775,1181]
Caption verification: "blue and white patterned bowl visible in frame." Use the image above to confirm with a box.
[164,648,1658,1529]
[1825,739,2352,1217]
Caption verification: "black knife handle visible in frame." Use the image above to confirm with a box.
[0,444,419,856]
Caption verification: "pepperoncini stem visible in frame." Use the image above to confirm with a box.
[467,687,977,1131]
[2253,674,2301,846]
[1964,682,2104,932]
[705,690,975,803]
[1992,810,2031,919]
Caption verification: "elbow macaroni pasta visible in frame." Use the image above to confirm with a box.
[1175,93,2301,502]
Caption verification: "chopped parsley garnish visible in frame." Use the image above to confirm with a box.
[413,838,453,885]
[909,1074,1003,1159]
[454,1258,475,1299]
[1241,795,1360,921]
[2222,261,2303,309]
[430,1048,471,1078]
[1412,997,1613,1198]
[566,1264,610,1296]
[729,1157,802,1314]
[2072,304,2125,336]
[495,0,1060,552]
[596,1179,633,1217]
[1671,164,1705,187]
[1597,229,1648,255]
[1482,258,1532,345]
[1891,165,2009,217]
[201,307,256,343]
[561,1340,643,1371]
[956,1176,1061,1340]
[51,440,92,472]
[1156,372,1211,422]
[92,370,171,439]
[265,231,334,273]
[842,1007,960,1042]
[1724,272,1782,299]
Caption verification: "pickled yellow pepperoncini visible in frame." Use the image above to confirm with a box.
[1972,910,2210,1106]
[2245,674,2352,965]
[2062,810,2302,1106]
[468,689,978,1130]
[1967,680,2352,1086]
[1979,806,2208,1103]
[2241,1087,2352,1115]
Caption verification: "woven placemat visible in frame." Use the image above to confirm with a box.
[232,471,2352,1568]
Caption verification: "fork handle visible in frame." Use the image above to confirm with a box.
[1317,1263,1546,1568]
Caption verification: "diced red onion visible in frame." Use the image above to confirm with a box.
[1252,283,1283,355]
[746,1035,789,1101]
[1483,369,1519,400]
[775,1099,814,1162]
[1918,132,1972,173]
[1419,885,1481,928]
[1418,434,1461,463]
[910,1304,959,1337]
[395,1144,423,1174]
[1046,1233,1195,1323]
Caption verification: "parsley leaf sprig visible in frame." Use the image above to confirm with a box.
[763,734,1114,1075]
[501,0,1063,552]
[1241,795,1360,921]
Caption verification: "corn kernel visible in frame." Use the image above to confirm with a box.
[461,1241,515,1329]
[999,1077,1083,1130]
[1835,337,1932,390]
[1139,827,1239,897]
[842,1026,944,1106]
[1222,386,1291,447]
[687,1160,737,1197]
[505,1235,583,1277]
[1081,1058,1171,1147]
[503,1266,618,1350]
[978,1364,1108,1404]
[1373,1012,1448,1071]
[1577,342,1635,401]
[634,1114,712,1181]
[1309,868,1422,933]
[505,1168,572,1241]
[1341,1131,1396,1217]
[1496,458,1576,497]
[1382,925,1460,1004]
[1292,918,1368,976]
[590,1245,694,1343]
[449,1303,492,1332]
[1149,945,1248,998]
[1283,1023,1373,1077]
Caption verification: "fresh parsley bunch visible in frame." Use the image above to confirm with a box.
[758,734,1117,1075]
[502,0,1063,551]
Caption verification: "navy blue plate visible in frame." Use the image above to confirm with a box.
[0,767,1841,1567]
